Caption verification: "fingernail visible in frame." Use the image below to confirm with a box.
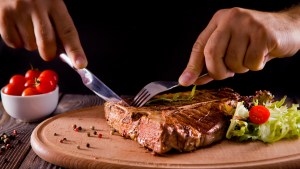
[75,57,87,68]
[179,71,195,86]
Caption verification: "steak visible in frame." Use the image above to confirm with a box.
[104,87,242,154]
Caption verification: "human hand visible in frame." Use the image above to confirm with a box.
[179,6,300,86]
[0,0,87,69]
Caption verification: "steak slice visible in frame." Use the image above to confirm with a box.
[104,87,241,154]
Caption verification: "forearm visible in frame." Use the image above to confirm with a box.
[281,4,300,51]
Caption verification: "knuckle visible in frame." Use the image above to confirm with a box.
[203,45,215,60]
[185,64,201,76]
[192,40,204,53]
[228,7,244,16]
[60,24,78,40]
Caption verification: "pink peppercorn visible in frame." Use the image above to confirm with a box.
[98,133,102,138]
[13,130,17,135]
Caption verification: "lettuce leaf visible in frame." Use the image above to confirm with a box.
[226,96,300,143]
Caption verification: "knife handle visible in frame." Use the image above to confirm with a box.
[59,53,76,70]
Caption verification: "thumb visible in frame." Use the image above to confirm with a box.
[179,17,218,86]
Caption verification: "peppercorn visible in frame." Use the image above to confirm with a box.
[86,143,90,148]
[13,130,17,135]
[3,138,10,144]
[72,124,77,129]
[93,131,97,135]
[87,132,90,137]
[1,145,6,152]
[6,144,11,149]
[98,133,102,138]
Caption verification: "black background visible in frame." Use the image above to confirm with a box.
[0,0,299,98]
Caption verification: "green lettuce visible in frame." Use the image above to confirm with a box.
[226,96,300,143]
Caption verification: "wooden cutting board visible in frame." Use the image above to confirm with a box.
[31,105,300,169]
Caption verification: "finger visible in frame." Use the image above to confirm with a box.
[224,32,249,73]
[178,38,206,86]
[0,9,23,48]
[15,12,37,51]
[50,1,87,69]
[32,7,57,61]
[244,32,269,71]
[204,26,234,80]
[179,14,219,86]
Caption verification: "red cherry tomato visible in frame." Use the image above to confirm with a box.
[8,74,26,95]
[38,69,58,84]
[249,105,270,124]
[25,69,41,80]
[36,76,57,94]
[2,83,23,95]
[22,87,40,96]
[24,79,37,88]
[9,74,26,85]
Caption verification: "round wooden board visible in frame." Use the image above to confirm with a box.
[31,105,300,169]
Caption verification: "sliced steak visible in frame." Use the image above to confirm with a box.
[104,87,241,154]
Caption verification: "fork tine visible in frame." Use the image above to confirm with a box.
[132,89,150,107]
[131,81,180,107]
[135,94,152,107]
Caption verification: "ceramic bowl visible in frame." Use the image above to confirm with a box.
[1,86,59,122]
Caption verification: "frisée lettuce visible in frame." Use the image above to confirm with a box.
[226,96,300,143]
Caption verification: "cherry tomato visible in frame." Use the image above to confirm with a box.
[249,105,270,124]
[9,74,26,85]
[25,69,41,80]
[38,69,58,84]
[2,83,23,96]
[24,79,37,88]
[8,74,26,94]
[22,87,40,96]
[36,76,57,94]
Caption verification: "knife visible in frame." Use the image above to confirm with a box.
[59,53,128,105]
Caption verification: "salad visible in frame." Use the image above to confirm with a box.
[226,95,300,143]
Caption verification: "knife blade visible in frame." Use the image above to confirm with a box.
[59,53,128,105]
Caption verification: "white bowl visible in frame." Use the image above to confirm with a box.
[1,86,59,122]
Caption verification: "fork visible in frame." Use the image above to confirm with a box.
[131,81,180,107]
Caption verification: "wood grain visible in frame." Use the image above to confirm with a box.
[31,105,300,169]
[0,94,103,169]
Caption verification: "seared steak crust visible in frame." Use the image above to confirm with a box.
[104,87,240,154]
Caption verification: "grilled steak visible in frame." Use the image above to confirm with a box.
[104,87,243,154]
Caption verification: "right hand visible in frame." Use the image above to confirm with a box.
[179,6,300,86]
[0,0,87,69]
